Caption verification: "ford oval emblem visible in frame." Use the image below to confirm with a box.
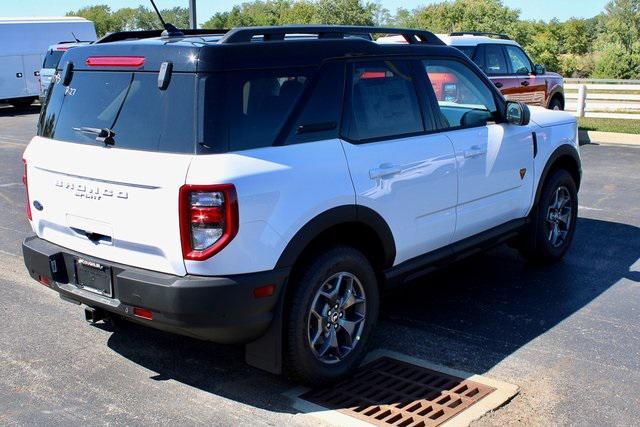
[33,200,43,211]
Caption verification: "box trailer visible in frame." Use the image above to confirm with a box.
[0,17,96,107]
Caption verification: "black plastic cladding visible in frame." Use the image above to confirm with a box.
[59,36,465,73]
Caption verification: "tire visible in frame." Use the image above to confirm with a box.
[285,246,379,385]
[548,97,563,111]
[520,169,578,262]
[9,97,35,109]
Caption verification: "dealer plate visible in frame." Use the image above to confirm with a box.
[75,258,113,297]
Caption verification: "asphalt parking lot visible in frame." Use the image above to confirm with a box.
[0,105,638,426]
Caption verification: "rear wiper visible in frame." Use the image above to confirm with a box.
[72,127,116,145]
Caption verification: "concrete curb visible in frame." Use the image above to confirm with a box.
[579,130,640,146]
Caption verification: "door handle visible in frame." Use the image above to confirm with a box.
[369,164,402,179]
[521,80,530,87]
[464,146,487,158]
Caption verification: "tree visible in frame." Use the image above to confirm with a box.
[396,0,520,34]
[314,0,376,25]
[66,5,122,37]
[593,0,640,78]
[67,4,191,35]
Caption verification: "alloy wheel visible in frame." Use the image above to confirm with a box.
[546,185,573,248]
[307,272,366,364]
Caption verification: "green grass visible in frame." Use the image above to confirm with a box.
[579,117,640,134]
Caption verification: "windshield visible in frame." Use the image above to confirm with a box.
[38,71,196,154]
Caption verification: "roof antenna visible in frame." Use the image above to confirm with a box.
[149,0,184,37]
[71,32,81,42]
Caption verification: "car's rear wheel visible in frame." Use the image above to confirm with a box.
[285,246,379,385]
[548,97,563,111]
[520,169,578,262]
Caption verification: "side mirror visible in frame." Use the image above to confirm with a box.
[534,64,546,75]
[505,101,530,126]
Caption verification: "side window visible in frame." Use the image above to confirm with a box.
[483,44,508,75]
[455,46,476,59]
[202,68,311,152]
[343,60,424,141]
[505,46,533,75]
[286,61,345,145]
[424,59,498,129]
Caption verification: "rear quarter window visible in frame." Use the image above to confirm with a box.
[38,71,196,154]
[201,68,312,152]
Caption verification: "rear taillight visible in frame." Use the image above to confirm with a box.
[179,184,238,261]
[22,159,32,220]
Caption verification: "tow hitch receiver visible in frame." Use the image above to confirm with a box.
[84,307,106,323]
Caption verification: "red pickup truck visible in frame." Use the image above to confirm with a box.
[378,32,565,110]
[442,32,565,110]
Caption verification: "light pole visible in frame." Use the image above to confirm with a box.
[189,0,197,29]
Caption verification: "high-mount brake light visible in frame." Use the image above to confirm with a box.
[179,184,239,261]
[22,159,32,220]
[86,56,145,68]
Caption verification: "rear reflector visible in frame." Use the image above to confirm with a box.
[38,275,50,287]
[253,284,275,299]
[133,307,153,320]
[86,56,145,68]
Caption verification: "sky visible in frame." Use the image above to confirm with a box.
[2,0,611,25]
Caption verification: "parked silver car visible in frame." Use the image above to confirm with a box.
[39,41,92,103]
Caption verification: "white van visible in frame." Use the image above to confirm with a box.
[0,17,96,108]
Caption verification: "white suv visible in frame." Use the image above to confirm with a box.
[22,25,581,384]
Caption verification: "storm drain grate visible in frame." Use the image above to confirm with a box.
[300,357,496,427]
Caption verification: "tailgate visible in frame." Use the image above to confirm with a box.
[24,137,192,275]
[25,62,198,276]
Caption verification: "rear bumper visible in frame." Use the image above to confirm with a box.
[22,236,289,344]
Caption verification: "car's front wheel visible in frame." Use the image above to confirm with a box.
[520,169,578,262]
[285,246,379,385]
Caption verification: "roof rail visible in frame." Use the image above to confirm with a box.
[449,31,511,40]
[219,25,445,45]
[95,29,229,44]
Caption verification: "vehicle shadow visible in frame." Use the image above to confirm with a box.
[104,216,639,413]
[0,104,41,117]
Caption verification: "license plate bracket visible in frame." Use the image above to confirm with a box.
[75,258,113,297]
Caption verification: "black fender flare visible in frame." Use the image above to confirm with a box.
[534,144,582,207]
[274,205,396,270]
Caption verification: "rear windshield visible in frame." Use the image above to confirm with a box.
[42,50,65,69]
[38,71,196,154]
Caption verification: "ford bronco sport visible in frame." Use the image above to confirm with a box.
[22,25,581,385]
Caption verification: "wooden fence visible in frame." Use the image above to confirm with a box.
[565,78,640,120]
